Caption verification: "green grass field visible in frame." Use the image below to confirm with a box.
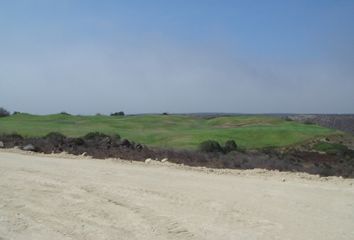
[0,113,338,150]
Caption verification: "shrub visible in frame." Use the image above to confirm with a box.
[83,132,109,140]
[83,132,120,140]
[345,149,354,159]
[304,120,314,125]
[111,133,121,140]
[111,111,125,116]
[261,146,277,155]
[45,132,66,142]
[224,140,237,153]
[199,140,224,153]
[0,107,10,117]
[73,137,85,146]
[0,133,23,140]
[162,112,169,115]
[60,111,71,115]
[121,139,131,147]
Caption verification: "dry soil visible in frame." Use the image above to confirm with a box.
[0,150,353,240]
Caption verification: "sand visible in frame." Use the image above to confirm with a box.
[0,149,353,240]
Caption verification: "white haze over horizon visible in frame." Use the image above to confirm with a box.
[1,1,353,115]
[1,41,353,115]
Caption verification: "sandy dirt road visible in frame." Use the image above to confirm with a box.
[0,150,353,240]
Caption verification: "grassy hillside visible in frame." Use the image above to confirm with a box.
[0,114,337,149]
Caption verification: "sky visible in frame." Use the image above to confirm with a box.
[0,0,353,114]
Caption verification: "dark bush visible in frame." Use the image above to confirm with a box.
[199,140,224,153]
[111,133,121,140]
[136,143,143,151]
[224,140,237,153]
[236,147,246,153]
[261,146,279,156]
[73,137,85,146]
[82,132,120,142]
[162,112,169,115]
[121,139,131,147]
[0,107,10,117]
[304,120,314,125]
[0,133,24,147]
[345,149,354,159]
[60,111,71,115]
[111,111,125,116]
[4,133,24,140]
[45,132,66,142]
[83,132,109,140]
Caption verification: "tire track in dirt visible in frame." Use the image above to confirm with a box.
[81,185,196,240]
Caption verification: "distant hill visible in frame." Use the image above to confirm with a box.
[0,113,337,150]
[288,115,354,135]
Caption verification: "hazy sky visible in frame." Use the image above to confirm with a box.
[1,0,353,114]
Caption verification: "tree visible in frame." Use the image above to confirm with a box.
[199,140,224,153]
[110,111,125,116]
[223,140,237,153]
[0,107,10,117]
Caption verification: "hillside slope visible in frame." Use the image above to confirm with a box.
[0,114,337,149]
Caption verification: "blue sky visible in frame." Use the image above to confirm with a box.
[1,0,353,114]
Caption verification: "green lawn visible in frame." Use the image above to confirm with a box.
[0,113,338,149]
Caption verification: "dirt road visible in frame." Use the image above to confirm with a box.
[0,150,353,240]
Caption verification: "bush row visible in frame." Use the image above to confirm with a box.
[199,139,237,154]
